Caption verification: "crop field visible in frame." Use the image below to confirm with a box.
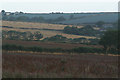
[2,21,83,30]
[2,51,119,78]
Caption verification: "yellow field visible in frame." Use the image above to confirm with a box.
[2,21,83,30]
[2,21,96,39]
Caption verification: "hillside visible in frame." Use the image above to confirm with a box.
[57,13,118,24]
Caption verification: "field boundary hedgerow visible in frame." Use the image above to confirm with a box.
[2,44,119,55]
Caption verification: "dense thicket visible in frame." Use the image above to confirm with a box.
[63,25,102,36]
[2,30,43,41]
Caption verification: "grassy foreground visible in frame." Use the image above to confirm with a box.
[3,51,119,78]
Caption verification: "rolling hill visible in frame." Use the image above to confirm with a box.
[4,12,118,25]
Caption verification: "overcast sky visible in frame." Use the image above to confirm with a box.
[0,0,119,13]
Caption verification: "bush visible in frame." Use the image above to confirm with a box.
[72,47,103,53]
[2,44,23,51]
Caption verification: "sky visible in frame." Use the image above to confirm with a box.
[0,0,119,13]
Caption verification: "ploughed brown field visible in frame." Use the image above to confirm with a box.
[3,51,119,78]
[3,40,102,49]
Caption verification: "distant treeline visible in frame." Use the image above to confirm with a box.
[2,15,66,23]
[2,44,118,54]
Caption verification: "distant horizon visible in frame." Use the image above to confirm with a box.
[1,0,118,13]
[1,10,118,14]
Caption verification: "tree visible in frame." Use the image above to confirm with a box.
[1,10,5,15]
[20,12,24,14]
[34,31,43,40]
[1,10,5,13]
[99,30,118,53]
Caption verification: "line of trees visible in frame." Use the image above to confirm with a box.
[42,35,99,45]
[2,44,118,54]
[3,30,99,44]
[2,30,43,41]
[63,25,102,36]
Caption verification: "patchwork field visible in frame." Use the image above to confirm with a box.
[2,20,118,78]
[2,21,96,39]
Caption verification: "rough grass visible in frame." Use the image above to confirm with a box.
[2,51,119,78]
